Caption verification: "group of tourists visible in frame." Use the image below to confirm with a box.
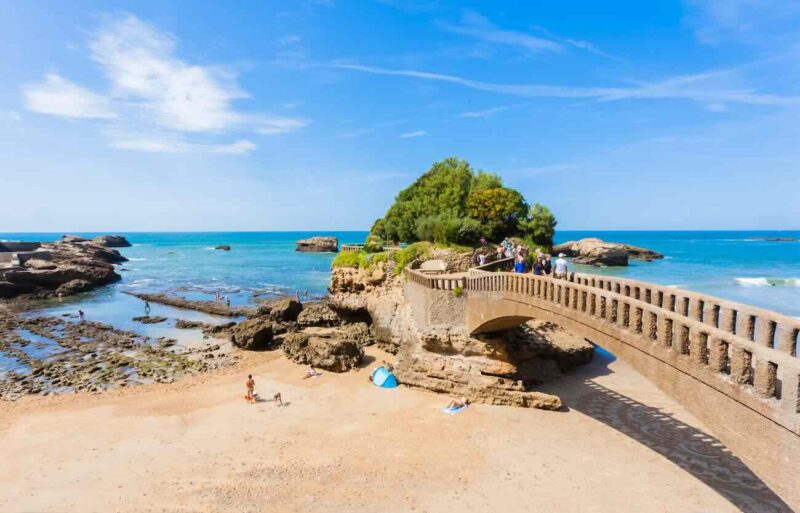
[477,237,569,278]
[214,292,231,307]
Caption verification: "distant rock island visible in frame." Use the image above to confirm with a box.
[296,236,338,253]
[553,238,663,267]
[747,237,797,242]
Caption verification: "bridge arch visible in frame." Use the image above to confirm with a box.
[404,267,800,510]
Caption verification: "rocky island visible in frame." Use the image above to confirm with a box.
[295,236,338,252]
[0,235,129,299]
[553,237,663,266]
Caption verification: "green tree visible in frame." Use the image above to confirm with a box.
[466,187,528,240]
[519,203,557,250]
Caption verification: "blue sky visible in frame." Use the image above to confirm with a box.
[1,0,799,231]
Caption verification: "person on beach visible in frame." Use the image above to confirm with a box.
[303,366,321,379]
[226,295,231,307]
[555,253,569,279]
[78,310,85,321]
[447,397,470,409]
[273,392,283,406]
[144,301,151,316]
[245,374,255,403]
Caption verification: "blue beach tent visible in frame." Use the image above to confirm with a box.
[371,366,398,388]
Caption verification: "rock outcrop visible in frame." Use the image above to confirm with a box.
[297,302,340,327]
[553,238,663,266]
[92,235,131,247]
[282,332,364,372]
[296,236,338,253]
[0,237,128,299]
[132,315,167,324]
[230,318,274,350]
[327,251,591,410]
[261,297,303,323]
[126,292,259,317]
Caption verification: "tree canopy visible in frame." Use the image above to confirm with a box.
[369,157,557,248]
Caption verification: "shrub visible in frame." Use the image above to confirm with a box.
[518,203,557,251]
[331,251,369,269]
[391,242,432,275]
[452,286,463,297]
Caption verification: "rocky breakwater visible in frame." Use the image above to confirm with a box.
[553,237,663,266]
[296,236,338,253]
[327,249,594,410]
[92,235,131,247]
[0,236,128,299]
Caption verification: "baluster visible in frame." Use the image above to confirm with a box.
[777,325,798,356]
[730,347,753,384]
[754,360,778,398]
[756,317,776,348]
[658,317,674,348]
[719,308,736,333]
[689,331,709,365]
[708,337,729,373]
[739,313,756,342]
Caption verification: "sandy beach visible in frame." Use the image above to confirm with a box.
[0,345,780,513]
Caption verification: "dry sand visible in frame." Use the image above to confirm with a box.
[0,347,783,513]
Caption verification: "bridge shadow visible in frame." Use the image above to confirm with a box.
[540,347,793,513]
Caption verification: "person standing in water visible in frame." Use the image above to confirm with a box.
[144,301,151,316]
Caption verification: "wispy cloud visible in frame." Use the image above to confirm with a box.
[22,73,116,119]
[400,130,426,138]
[442,10,562,53]
[21,13,308,153]
[106,129,257,154]
[459,104,521,118]
[331,62,800,108]
[685,0,800,44]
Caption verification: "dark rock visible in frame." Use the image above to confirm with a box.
[175,319,204,329]
[264,297,303,322]
[230,318,274,350]
[214,245,231,251]
[126,292,254,317]
[92,235,131,247]
[282,332,363,372]
[295,236,338,253]
[297,302,341,327]
[55,279,93,296]
[132,316,168,324]
[60,235,88,243]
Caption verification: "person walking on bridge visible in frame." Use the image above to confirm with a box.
[554,253,569,279]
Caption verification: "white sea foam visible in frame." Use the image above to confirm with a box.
[734,277,800,287]
[128,258,146,261]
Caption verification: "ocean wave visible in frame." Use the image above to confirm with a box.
[734,277,800,287]
[127,258,146,261]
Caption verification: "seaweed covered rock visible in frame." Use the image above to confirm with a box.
[231,318,274,350]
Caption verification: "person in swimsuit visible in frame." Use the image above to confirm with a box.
[245,374,255,403]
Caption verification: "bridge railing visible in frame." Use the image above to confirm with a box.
[404,268,465,290]
[461,271,800,434]
[566,272,800,359]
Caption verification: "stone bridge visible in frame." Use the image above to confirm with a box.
[403,264,800,510]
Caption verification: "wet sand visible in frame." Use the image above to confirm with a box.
[0,347,778,513]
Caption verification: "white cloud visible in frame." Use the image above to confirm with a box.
[256,116,310,135]
[89,14,246,132]
[22,73,116,119]
[459,105,517,118]
[21,13,307,154]
[705,102,728,112]
[332,62,800,108]
[685,0,800,43]
[400,130,426,138]
[3,110,22,122]
[442,10,562,53]
[107,130,256,154]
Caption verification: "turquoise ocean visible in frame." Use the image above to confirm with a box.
[2,231,799,328]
